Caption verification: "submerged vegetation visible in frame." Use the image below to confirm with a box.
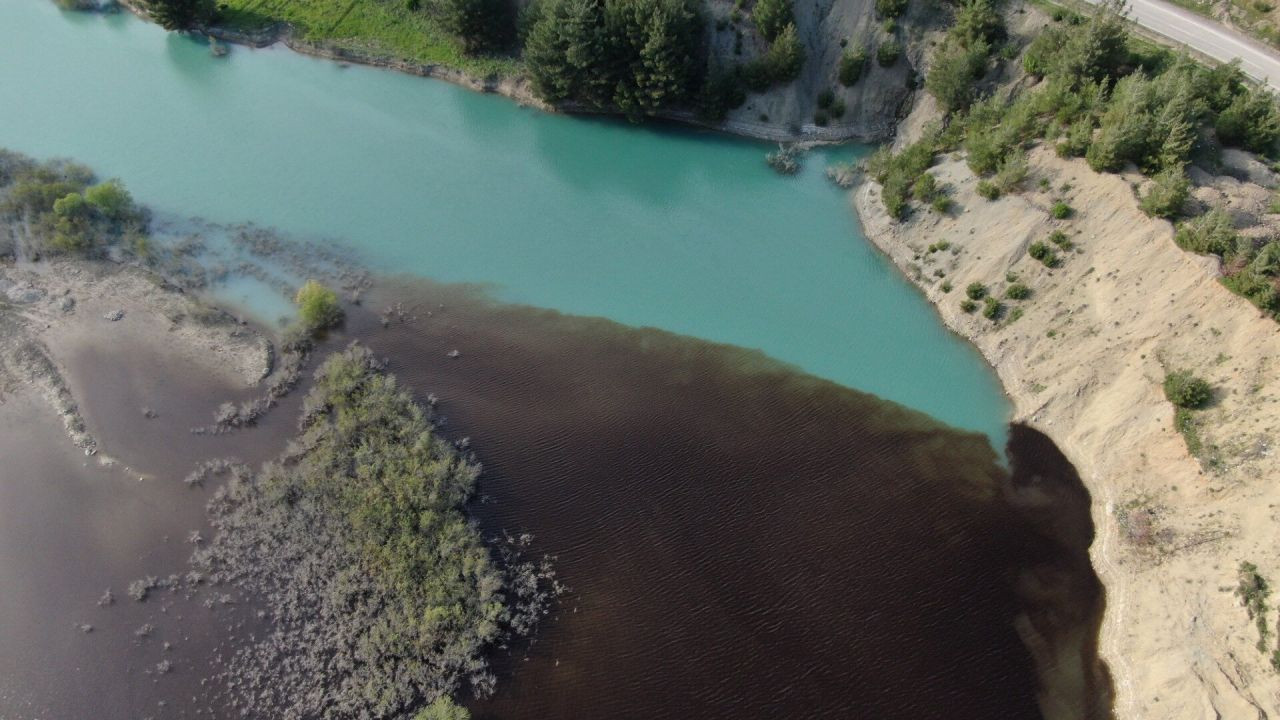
[0,150,146,260]
[195,345,557,718]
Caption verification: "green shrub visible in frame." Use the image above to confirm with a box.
[877,39,902,67]
[875,0,907,19]
[926,38,990,112]
[952,0,1005,48]
[840,48,868,86]
[912,173,939,202]
[964,125,1008,176]
[763,23,805,83]
[753,0,793,41]
[1048,229,1074,249]
[415,697,471,720]
[696,69,747,122]
[1022,27,1067,77]
[1051,201,1072,219]
[816,89,835,109]
[1223,265,1280,315]
[1056,118,1094,158]
[829,98,846,118]
[84,180,137,222]
[441,0,516,53]
[960,299,978,313]
[1028,241,1058,266]
[295,280,343,332]
[1216,87,1280,156]
[1175,208,1237,256]
[1163,370,1211,408]
[976,180,1000,200]
[993,150,1028,193]
[931,195,953,213]
[145,0,215,31]
[1139,168,1189,219]
[1005,282,1031,300]
[965,281,987,300]
[941,280,954,292]
[48,192,93,253]
[1236,561,1273,654]
[869,134,937,219]
[981,295,1003,320]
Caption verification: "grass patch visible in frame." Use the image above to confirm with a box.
[215,0,521,77]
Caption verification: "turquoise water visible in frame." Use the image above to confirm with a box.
[0,1,1008,439]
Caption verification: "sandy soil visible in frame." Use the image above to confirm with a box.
[0,259,272,454]
[855,144,1280,719]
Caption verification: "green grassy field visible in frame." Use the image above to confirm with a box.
[217,0,523,76]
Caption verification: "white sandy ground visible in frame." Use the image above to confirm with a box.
[855,144,1280,719]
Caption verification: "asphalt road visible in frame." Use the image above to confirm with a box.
[1088,0,1280,90]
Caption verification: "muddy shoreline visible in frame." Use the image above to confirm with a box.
[0,249,1113,718]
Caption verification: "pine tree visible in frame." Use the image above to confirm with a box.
[765,22,804,83]
[752,0,792,42]
[1155,92,1196,172]
[636,8,691,114]
[442,0,515,54]
[146,0,214,31]
[526,0,608,105]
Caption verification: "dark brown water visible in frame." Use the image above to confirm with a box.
[353,280,1113,720]
[0,277,1110,720]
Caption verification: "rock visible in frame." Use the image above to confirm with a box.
[447,349,461,358]
[1220,148,1278,187]
[59,296,76,313]
[103,309,125,322]
[5,283,45,304]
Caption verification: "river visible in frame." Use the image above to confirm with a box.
[0,0,1008,439]
[0,3,1111,719]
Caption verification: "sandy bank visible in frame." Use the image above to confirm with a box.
[855,145,1280,718]
[0,259,272,455]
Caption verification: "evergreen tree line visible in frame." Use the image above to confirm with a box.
[144,0,215,31]
[523,0,705,120]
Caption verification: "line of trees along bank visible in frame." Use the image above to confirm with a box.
[524,0,704,119]
[134,0,809,122]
